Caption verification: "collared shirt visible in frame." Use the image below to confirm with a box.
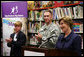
[13,33,17,41]
[55,31,82,56]
[38,22,61,48]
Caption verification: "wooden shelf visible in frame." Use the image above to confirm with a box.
[28,20,44,22]
[28,18,83,22]
[28,3,80,11]
[28,32,83,34]
[72,18,83,20]
[74,32,83,34]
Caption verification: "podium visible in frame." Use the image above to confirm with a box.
[21,46,78,56]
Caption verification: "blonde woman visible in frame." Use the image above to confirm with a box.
[6,21,26,56]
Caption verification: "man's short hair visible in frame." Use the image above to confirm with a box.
[44,9,52,15]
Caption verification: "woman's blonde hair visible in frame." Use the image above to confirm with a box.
[14,21,22,27]
[59,16,73,29]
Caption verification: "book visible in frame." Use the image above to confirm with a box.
[64,8,68,17]
[27,1,35,10]
[62,8,66,17]
[73,6,79,19]
[34,11,40,21]
[39,11,43,21]
[60,8,65,18]
[41,10,46,21]
[54,8,58,20]
[78,6,83,18]
[41,1,53,8]
[54,1,64,7]
[34,1,41,9]
[74,1,83,4]
[56,7,61,19]
[73,20,83,33]
[73,22,80,32]
[41,1,49,8]
[64,1,74,5]
[67,7,72,18]
[70,7,74,18]
[53,9,55,20]
[80,23,83,33]
[29,11,35,21]
[47,1,53,7]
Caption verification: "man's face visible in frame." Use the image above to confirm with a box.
[44,12,52,23]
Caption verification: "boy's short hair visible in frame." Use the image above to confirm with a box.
[14,21,22,27]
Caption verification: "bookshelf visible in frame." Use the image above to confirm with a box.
[28,18,83,22]
[27,1,83,49]
[28,3,81,11]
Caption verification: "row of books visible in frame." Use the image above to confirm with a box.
[73,21,83,33]
[27,1,83,10]
[53,5,83,20]
[28,22,45,33]
[28,10,45,21]
[28,21,57,33]
[28,21,83,33]
[28,5,83,21]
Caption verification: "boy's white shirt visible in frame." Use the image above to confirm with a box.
[13,33,17,41]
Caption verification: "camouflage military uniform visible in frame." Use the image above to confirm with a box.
[38,22,61,49]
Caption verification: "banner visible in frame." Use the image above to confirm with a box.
[1,1,28,18]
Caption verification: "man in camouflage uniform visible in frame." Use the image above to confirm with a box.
[35,10,61,49]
